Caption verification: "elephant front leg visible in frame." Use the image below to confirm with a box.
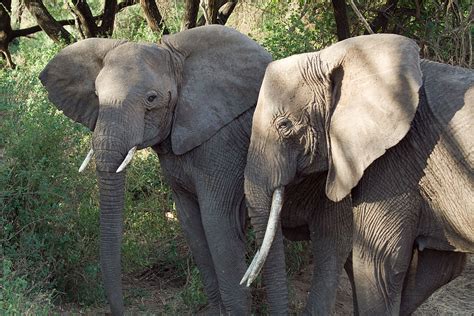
[400,248,466,315]
[352,201,418,316]
[172,190,225,313]
[305,198,352,315]
[199,190,251,315]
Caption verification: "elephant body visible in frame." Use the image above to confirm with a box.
[40,25,272,314]
[282,172,354,313]
[352,60,473,314]
[243,34,473,315]
[152,109,254,312]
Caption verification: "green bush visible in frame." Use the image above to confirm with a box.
[260,0,337,59]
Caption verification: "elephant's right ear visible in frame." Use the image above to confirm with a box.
[161,25,272,155]
[39,38,127,130]
[322,34,422,202]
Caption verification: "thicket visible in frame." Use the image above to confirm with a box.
[0,0,472,314]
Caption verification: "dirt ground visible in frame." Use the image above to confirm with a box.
[59,255,473,315]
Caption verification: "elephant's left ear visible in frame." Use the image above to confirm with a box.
[161,25,272,155]
[323,34,423,202]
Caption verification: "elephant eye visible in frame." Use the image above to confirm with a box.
[147,94,157,102]
[276,117,293,136]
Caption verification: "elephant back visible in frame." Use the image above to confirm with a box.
[421,60,474,171]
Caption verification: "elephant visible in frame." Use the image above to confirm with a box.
[39,25,272,315]
[241,33,473,315]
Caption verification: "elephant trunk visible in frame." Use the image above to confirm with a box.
[92,109,134,315]
[243,161,288,314]
[97,170,125,315]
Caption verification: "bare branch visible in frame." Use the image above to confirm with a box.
[349,0,374,34]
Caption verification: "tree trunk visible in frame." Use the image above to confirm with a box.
[71,0,98,38]
[331,0,350,40]
[139,0,168,34]
[12,0,137,39]
[98,0,117,37]
[182,0,199,30]
[207,0,219,24]
[368,0,399,33]
[24,0,73,43]
[0,0,15,68]
[217,0,237,25]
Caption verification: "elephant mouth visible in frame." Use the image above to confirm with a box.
[78,146,137,173]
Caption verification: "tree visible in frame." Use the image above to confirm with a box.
[140,0,168,34]
[70,0,98,37]
[183,0,238,29]
[182,0,199,30]
[0,0,15,68]
[331,0,350,40]
[0,0,138,68]
[24,0,73,43]
[99,0,118,36]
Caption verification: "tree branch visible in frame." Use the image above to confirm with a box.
[71,0,98,38]
[24,0,73,43]
[11,0,137,39]
[217,0,237,25]
[140,0,168,34]
[331,0,350,40]
[98,0,117,36]
[348,0,374,34]
[182,0,199,30]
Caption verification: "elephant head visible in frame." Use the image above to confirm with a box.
[242,34,423,286]
[39,25,271,314]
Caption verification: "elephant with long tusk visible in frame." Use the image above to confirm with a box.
[243,33,473,315]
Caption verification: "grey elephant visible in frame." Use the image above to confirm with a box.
[39,25,271,315]
[241,33,473,314]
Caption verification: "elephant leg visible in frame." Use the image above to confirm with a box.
[352,200,417,316]
[304,198,352,315]
[198,185,250,315]
[172,190,225,313]
[344,255,359,315]
[400,248,466,315]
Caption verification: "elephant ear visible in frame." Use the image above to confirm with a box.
[161,25,272,155]
[39,38,127,130]
[322,34,422,202]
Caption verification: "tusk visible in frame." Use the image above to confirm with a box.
[78,148,94,173]
[240,250,260,285]
[240,187,284,287]
[116,146,137,173]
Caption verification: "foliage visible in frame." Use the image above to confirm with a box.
[260,0,337,59]
[347,0,472,67]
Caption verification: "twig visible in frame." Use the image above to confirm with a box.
[349,0,374,34]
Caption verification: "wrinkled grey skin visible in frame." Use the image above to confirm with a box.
[245,33,473,315]
[39,25,272,315]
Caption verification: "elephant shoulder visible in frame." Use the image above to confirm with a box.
[421,60,474,122]
[420,60,474,167]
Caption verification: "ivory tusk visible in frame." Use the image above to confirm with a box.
[78,149,94,173]
[240,187,285,287]
[240,250,260,285]
[116,146,137,173]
